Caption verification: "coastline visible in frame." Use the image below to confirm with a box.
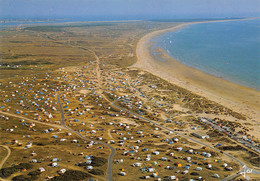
[132,18,260,121]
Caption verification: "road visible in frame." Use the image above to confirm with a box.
[0,112,64,181]
[0,103,115,181]
[1,49,258,181]
[0,145,11,169]
[199,117,260,154]
[108,98,260,180]
[0,111,64,130]
[90,49,259,180]
[57,93,115,181]
[0,50,115,181]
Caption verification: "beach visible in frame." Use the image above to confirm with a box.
[133,19,260,121]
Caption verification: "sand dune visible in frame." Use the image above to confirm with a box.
[132,18,260,121]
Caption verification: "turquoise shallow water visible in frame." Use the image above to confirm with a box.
[151,19,260,91]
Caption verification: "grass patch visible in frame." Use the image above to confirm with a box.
[12,175,30,181]
[1,54,36,59]
[88,169,104,175]
[12,170,42,181]
[219,145,244,151]
[249,157,260,167]
[1,60,54,66]
[24,23,116,32]
[27,170,42,178]
[50,170,91,181]
[91,156,107,167]
[0,163,33,178]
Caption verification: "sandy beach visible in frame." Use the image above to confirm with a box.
[132,19,260,121]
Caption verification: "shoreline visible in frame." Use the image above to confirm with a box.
[132,18,260,121]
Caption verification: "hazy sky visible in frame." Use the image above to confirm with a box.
[1,0,260,20]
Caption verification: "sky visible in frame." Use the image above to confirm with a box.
[1,0,260,20]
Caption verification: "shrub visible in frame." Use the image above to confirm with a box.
[28,170,41,179]
[91,157,107,167]
[50,170,91,181]
[0,163,33,178]
[36,142,45,146]
[12,175,31,181]
[89,169,104,175]
[77,162,87,167]
[249,157,260,167]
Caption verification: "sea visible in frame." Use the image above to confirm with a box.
[2,17,260,90]
[151,19,260,91]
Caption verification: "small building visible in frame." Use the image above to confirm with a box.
[222,163,228,167]
[191,132,209,139]
[31,152,37,156]
[185,157,191,161]
[161,157,168,161]
[38,167,45,172]
[30,159,37,163]
[145,157,150,161]
[172,138,179,142]
[12,140,18,144]
[182,170,189,174]
[84,156,91,160]
[152,161,157,165]
[196,167,202,171]
[119,171,126,176]
[225,167,233,171]
[152,172,158,177]
[142,175,150,179]
[86,166,93,170]
[213,173,220,178]
[52,158,60,162]
[176,147,183,151]
[201,152,211,158]
[170,175,176,180]
[86,160,92,164]
[147,168,155,172]
[169,152,174,156]
[51,162,59,167]
[166,119,173,123]
[165,166,172,170]
[108,140,115,144]
[207,164,212,169]
[132,162,142,167]
[58,169,66,174]
[153,151,160,155]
